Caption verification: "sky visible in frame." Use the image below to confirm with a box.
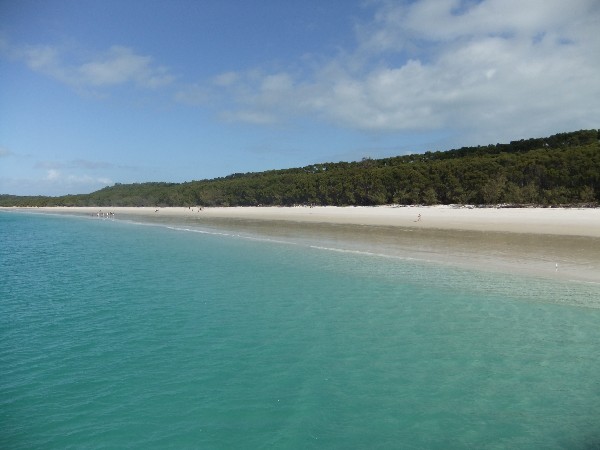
[1,0,599,196]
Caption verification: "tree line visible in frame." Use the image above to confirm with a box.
[2,129,598,208]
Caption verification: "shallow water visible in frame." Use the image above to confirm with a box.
[2,211,600,448]
[114,210,600,283]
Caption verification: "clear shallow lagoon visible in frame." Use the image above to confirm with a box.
[2,211,600,449]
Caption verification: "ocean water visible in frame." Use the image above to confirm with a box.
[2,211,600,449]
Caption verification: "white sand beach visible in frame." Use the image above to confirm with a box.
[200,205,600,237]
[10,205,599,237]
[4,205,600,283]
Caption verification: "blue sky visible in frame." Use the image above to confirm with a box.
[1,0,599,196]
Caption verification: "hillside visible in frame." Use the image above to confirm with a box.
[2,129,599,207]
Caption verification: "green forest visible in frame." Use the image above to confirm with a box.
[2,129,599,208]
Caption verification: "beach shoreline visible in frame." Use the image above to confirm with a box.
[3,205,600,284]
[3,205,599,237]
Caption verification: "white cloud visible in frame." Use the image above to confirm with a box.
[45,169,61,181]
[77,46,173,88]
[21,45,61,71]
[357,0,596,52]
[8,42,174,91]
[209,0,600,142]
[22,160,114,194]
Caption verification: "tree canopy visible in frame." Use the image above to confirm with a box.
[2,129,598,207]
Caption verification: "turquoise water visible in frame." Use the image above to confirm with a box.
[2,212,600,449]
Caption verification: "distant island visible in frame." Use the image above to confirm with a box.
[1,129,598,208]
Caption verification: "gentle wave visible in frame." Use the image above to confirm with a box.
[309,244,418,261]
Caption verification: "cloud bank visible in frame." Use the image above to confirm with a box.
[197,0,600,141]
[3,0,599,158]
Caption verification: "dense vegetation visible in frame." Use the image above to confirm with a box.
[2,129,599,207]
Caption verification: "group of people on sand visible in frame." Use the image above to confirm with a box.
[94,210,115,218]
